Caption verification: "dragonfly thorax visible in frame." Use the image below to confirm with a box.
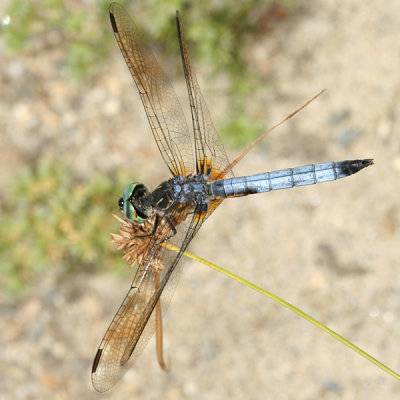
[170,174,211,208]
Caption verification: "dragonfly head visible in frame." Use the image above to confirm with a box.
[119,183,150,223]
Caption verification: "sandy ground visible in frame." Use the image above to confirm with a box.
[1,0,400,399]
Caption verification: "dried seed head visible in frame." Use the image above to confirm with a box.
[111,214,165,273]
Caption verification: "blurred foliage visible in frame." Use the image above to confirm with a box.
[145,0,297,145]
[0,159,130,294]
[3,0,297,144]
[0,0,298,293]
[3,0,127,78]
[219,113,266,149]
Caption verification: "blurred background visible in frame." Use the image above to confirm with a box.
[1,0,399,399]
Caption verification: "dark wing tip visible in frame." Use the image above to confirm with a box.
[176,10,183,38]
[92,348,103,374]
[109,6,118,33]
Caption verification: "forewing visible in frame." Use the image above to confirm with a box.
[109,3,193,176]
[176,12,233,179]
[93,5,229,392]
[91,206,206,392]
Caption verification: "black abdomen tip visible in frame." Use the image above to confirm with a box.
[339,159,374,176]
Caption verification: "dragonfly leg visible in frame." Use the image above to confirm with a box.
[155,270,169,371]
[164,214,177,237]
[156,215,178,247]
[136,213,177,241]
[135,215,160,238]
[152,213,178,247]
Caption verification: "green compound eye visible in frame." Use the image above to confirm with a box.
[122,183,135,202]
[119,183,149,223]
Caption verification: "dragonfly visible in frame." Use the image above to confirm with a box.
[91,2,373,392]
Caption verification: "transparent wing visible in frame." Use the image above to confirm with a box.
[91,206,206,392]
[92,4,231,393]
[176,12,233,179]
[109,3,193,176]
